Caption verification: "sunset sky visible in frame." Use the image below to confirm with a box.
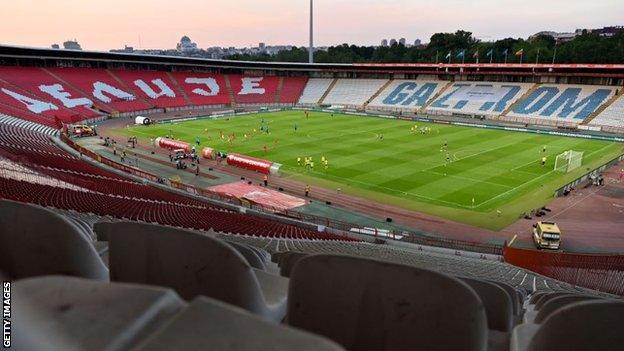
[1,0,622,51]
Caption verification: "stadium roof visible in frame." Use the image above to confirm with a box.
[1,45,624,77]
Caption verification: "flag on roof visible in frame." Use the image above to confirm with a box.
[515,48,524,56]
[486,49,494,57]
[445,51,451,59]
[456,50,465,59]
[472,50,479,58]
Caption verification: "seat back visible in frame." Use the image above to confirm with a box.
[288,254,487,351]
[226,241,266,270]
[99,222,266,313]
[534,292,571,310]
[462,278,513,332]
[280,252,309,277]
[534,295,600,323]
[528,300,624,351]
[0,200,108,280]
[488,280,521,315]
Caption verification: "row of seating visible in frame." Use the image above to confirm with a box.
[5,202,622,351]
[296,78,623,130]
[0,66,309,126]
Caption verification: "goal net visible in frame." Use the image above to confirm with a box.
[554,150,584,173]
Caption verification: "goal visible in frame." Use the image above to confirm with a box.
[554,150,584,173]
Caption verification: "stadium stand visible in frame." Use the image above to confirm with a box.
[0,66,98,122]
[0,123,346,241]
[168,71,230,106]
[590,93,624,131]
[506,84,616,124]
[367,79,446,112]
[4,205,623,351]
[426,82,535,117]
[47,67,153,112]
[298,78,334,104]
[277,76,308,104]
[109,69,188,108]
[228,75,281,105]
[321,79,389,107]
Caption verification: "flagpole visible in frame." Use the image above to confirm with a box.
[535,48,540,64]
[552,47,557,64]
[435,51,438,63]
[520,52,523,64]
[504,52,508,64]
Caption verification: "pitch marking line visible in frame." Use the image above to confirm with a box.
[474,143,615,209]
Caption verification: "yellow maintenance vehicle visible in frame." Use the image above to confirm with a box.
[532,221,562,250]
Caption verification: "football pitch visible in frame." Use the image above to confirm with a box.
[118,111,623,230]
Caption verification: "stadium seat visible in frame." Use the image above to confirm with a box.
[287,254,488,351]
[508,84,615,123]
[0,200,108,280]
[533,294,601,324]
[322,79,389,107]
[460,277,514,332]
[590,94,624,129]
[278,251,309,277]
[427,82,534,116]
[368,79,445,111]
[97,221,289,321]
[14,276,345,351]
[512,300,624,351]
[298,78,334,104]
[133,296,346,351]
[225,240,268,270]
[13,275,185,351]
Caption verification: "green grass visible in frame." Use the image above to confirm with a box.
[117,111,623,230]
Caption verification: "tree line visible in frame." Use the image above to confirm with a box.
[225,30,624,64]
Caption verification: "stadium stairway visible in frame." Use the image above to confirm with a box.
[165,71,194,106]
[317,78,339,105]
[274,76,285,103]
[224,74,237,107]
[499,83,540,119]
[363,78,394,108]
[581,87,624,125]
[419,80,454,114]
[106,69,156,109]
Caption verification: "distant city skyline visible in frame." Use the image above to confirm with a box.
[1,0,623,51]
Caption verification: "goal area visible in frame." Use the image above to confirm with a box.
[554,150,584,173]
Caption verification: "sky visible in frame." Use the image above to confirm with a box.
[1,0,622,51]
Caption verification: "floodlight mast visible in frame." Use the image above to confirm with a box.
[309,0,314,63]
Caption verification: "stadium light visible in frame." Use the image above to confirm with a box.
[309,0,314,63]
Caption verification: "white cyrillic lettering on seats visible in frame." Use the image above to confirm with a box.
[133,79,176,99]
[92,82,135,103]
[38,84,93,108]
[1,88,58,113]
[185,78,220,96]
[239,77,265,95]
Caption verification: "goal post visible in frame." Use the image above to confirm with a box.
[554,150,584,173]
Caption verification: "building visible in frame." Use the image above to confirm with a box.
[381,39,388,47]
[389,39,397,46]
[414,39,422,46]
[51,44,60,49]
[63,40,82,50]
[176,36,198,54]
[591,26,624,38]
[399,38,406,45]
